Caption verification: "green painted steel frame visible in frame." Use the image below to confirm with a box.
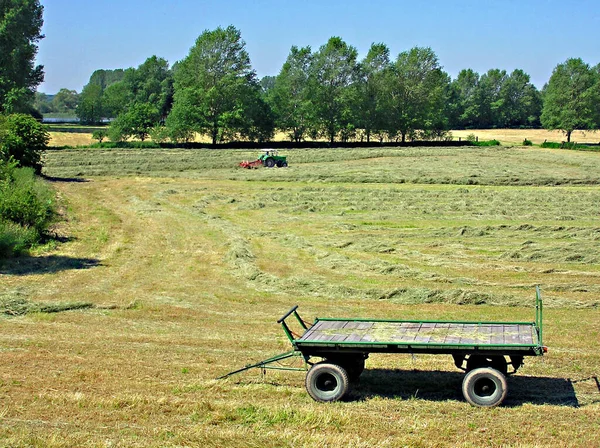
[278,305,308,343]
[293,287,545,356]
[316,317,531,325]
[535,285,543,347]
[217,350,306,379]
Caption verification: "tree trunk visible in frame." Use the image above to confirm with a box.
[401,131,406,143]
[566,130,572,143]
[212,123,218,145]
[366,128,371,143]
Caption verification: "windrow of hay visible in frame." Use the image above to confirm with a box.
[0,293,93,316]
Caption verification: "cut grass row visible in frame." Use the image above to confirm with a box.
[44,146,600,186]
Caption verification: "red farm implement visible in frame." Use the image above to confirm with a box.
[239,159,263,169]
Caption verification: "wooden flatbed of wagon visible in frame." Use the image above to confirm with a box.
[220,287,547,407]
[297,320,540,354]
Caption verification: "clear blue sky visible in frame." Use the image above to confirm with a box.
[37,0,600,94]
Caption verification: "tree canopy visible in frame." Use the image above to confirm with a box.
[541,58,600,142]
[167,26,270,144]
[381,47,449,142]
[0,113,49,173]
[0,0,45,113]
[47,25,600,144]
[309,37,359,143]
[356,43,390,143]
[268,46,314,142]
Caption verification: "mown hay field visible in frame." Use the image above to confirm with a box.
[1,145,599,447]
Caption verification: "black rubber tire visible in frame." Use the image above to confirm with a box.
[462,367,508,407]
[466,355,508,375]
[276,160,283,167]
[305,362,349,402]
[265,158,275,168]
[282,161,288,167]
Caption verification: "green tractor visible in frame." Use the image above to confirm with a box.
[240,150,288,169]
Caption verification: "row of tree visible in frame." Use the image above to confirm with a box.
[73,26,599,144]
[2,0,598,145]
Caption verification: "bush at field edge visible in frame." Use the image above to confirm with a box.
[0,160,57,257]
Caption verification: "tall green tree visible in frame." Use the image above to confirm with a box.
[259,75,276,95]
[77,84,104,125]
[0,0,45,113]
[102,80,131,118]
[102,56,173,124]
[34,92,52,114]
[268,46,314,142]
[51,88,79,113]
[450,67,541,129]
[496,69,541,128]
[77,69,125,124]
[168,25,263,144]
[109,103,160,142]
[123,56,174,121]
[477,69,507,128]
[87,69,125,91]
[381,47,449,142]
[357,43,390,142]
[449,69,480,128]
[309,37,359,143]
[541,58,600,142]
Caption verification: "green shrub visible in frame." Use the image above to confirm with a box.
[540,141,597,150]
[109,104,160,142]
[0,219,37,257]
[466,133,477,142]
[89,141,161,149]
[0,164,56,234]
[522,139,533,146]
[0,159,56,257]
[92,129,108,143]
[0,114,49,173]
[472,139,500,146]
[540,141,561,148]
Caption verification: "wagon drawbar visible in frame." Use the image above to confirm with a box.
[219,287,547,407]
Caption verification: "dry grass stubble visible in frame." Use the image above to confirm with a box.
[1,147,599,446]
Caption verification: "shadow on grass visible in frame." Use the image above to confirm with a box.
[352,369,580,407]
[0,255,102,276]
[42,175,89,183]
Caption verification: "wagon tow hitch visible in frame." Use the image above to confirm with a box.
[217,350,306,380]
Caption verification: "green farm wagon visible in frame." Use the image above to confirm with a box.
[221,287,547,407]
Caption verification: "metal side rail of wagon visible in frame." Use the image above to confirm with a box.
[219,287,548,408]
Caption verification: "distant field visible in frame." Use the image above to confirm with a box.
[1,146,599,446]
[451,129,600,145]
[47,128,600,147]
[48,131,94,147]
